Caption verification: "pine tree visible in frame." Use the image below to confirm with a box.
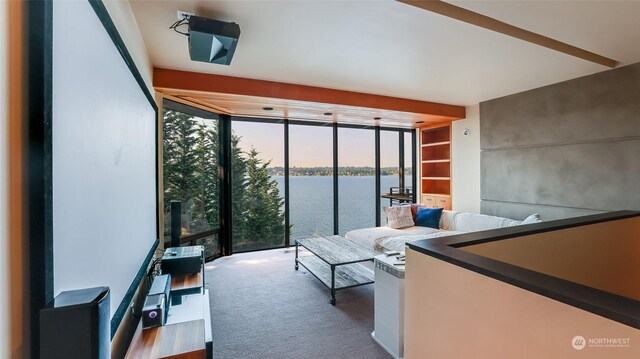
[240,147,285,248]
[230,133,249,245]
[201,124,220,229]
[163,110,200,236]
[163,110,286,251]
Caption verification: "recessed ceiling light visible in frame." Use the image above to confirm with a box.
[374,117,381,120]
[262,107,274,111]
[324,112,333,116]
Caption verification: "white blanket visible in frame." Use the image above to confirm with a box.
[345,226,441,252]
[378,231,466,252]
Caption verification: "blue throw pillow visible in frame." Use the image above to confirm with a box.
[415,207,444,229]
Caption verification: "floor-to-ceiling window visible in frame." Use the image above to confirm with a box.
[162,103,221,260]
[231,119,286,252]
[162,100,415,257]
[289,124,334,240]
[338,127,376,235]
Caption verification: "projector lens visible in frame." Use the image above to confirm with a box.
[209,37,224,62]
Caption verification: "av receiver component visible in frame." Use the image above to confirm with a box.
[161,245,204,276]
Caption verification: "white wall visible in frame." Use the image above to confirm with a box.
[0,0,9,356]
[52,0,157,320]
[102,0,153,93]
[451,104,481,213]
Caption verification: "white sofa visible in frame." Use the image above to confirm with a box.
[345,210,541,252]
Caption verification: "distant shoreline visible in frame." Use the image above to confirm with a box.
[268,167,413,177]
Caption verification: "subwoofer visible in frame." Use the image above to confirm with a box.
[40,286,110,359]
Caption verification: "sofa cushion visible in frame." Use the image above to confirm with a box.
[415,207,444,229]
[452,212,522,232]
[384,205,414,229]
[439,210,457,230]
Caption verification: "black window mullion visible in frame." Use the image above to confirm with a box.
[284,119,290,247]
[220,114,233,256]
[333,123,339,235]
[375,128,381,227]
[412,129,417,203]
[399,131,405,190]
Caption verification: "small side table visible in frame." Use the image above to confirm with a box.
[372,254,405,359]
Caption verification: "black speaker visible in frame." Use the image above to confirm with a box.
[40,286,110,359]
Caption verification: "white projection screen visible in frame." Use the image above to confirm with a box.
[52,0,157,325]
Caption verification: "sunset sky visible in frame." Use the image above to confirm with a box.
[232,121,412,168]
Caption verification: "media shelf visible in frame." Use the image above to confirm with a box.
[420,125,452,210]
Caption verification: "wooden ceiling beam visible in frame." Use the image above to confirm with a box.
[153,68,466,120]
[398,0,619,68]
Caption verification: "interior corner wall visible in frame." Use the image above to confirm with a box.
[480,62,640,220]
[0,0,9,357]
[102,0,153,93]
[451,104,480,213]
[404,248,640,359]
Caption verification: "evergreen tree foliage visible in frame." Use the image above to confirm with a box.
[163,110,200,235]
[237,148,285,248]
[163,110,285,252]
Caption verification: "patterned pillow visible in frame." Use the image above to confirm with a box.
[384,206,415,229]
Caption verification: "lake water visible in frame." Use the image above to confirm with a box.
[273,175,411,239]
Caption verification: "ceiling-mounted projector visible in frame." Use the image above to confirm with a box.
[188,16,240,65]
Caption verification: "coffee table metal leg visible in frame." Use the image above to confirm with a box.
[330,265,336,305]
[295,241,299,270]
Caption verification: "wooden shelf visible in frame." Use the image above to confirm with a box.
[422,159,450,163]
[125,320,205,359]
[421,141,450,147]
[423,193,451,197]
[126,250,210,359]
[420,125,452,208]
[171,270,203,293]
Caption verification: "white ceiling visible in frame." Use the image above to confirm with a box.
[130,0,640,106]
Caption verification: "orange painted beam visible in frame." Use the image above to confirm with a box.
[153,68,466,120]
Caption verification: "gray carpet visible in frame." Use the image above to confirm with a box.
[205,248,392,359]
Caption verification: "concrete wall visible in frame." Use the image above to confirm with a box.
[404,248,640,359]
[463,217,640,300]
[480,62,640,220]
[0,0,9,357]
[452,104,481,213]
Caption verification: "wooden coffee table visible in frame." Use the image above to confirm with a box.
[295,235,377,305]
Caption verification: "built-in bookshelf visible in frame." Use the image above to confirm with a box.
[420,125,452,210]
